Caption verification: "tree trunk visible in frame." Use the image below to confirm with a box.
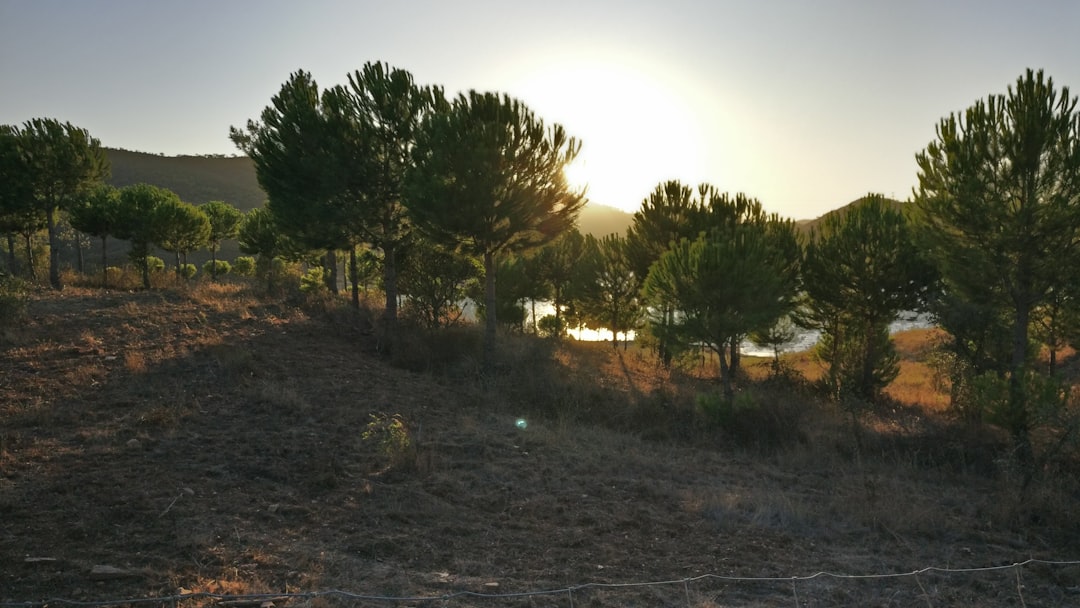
[350,246,360,310]
[717,344,733,400]
[483,250,497,372]
[210,244,219,280]
[75,235,84,273]
[23,233,35,280]
[324,250,339,294]
[383,245,398,322]
[47,207,62,289]
[101,235,108,288]
[6,233,18,276]
[1009,299,1033,468]
[729,336,741,380]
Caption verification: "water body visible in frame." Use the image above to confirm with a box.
[521,302,933,355]
[466,300,933,355]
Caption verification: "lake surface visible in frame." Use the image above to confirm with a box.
[519,302,933,355]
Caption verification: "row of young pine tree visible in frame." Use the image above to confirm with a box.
[3,65,1080,469]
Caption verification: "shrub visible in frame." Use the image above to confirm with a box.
[362,413,415,472]
[0,274,29,327]
[537,314,565,338]
[232,256,256,277]
[145,256,165,273]
[202,260,231,277]
[178,263,197,279]
[698,388,804,452]
[300,266,327,293]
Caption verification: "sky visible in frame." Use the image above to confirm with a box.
[2,0,1078,220]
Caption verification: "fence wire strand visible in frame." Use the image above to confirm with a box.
[3,558,1078,608]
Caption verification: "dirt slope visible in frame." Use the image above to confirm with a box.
[2,285,1078,606]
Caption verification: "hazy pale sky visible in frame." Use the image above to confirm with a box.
[2,0,1077,219]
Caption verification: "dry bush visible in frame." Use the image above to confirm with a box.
[389,324,484,374]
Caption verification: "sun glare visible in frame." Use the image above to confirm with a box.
[509,57,709,213]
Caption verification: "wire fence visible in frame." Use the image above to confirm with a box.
[4,558,1079,608]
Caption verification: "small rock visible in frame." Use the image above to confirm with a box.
[126,439,141,449]
[91,564,136,580]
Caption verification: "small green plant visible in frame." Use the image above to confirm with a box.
[202,259,231,277]
[0,274,29,327]
[178,263,197,279]
[232,256,256,277]
[697,387,804,451]
[362,413,413,470]
[300,266,327,293]
[145,255,165,273]
[697,390,756,429]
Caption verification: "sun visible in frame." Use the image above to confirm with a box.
[508,56,709,213]
[562,157,590,194]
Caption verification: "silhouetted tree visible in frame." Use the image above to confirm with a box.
[405,90,586,368]
[531,228,588,337]
[69,184,122,287]
[800,195,930,400]
[201,200,242,280]
[12,118,110,289]
[578,234,641,349]
[625,181,710,365]
[114,183,178,289]
[642,192,799,398]
[914,69,1080,459]
[0,125,37,276]
[156,200,211,274]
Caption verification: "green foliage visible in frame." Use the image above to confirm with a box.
[300,266,327,293]
[156,199,211,272]
[468,254,531,333]
[914,69,1080,450]
[696,388,804,452]
[397,238,480,330]
[231,256,256,277]
[178,263,197,279]
[69,183,121,287]
[232,63,441,315]
[642,190,800,397]
[237,206,297,291]
[202,260,231,277]
[144,255,165,274]
[577,233,641,348]
[800,194,929,400]
[626,182,717,364]
[530,229,587,337]
[406,89,586,367]
[8,118,110,289]
[0,273,29,328]
[200,200,242,278]
[751,316,799,376]
[361,413,413,470]
[114,183,181,288]
[536,314,565,338]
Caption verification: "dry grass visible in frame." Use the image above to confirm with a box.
[1,286,1078,606]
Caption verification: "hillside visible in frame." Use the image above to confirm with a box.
[2,284,1078,606]
[795,194,908,237]
[103,148,634,238]
[105,149,265,211]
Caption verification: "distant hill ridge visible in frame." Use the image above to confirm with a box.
[795,194,908,237]
[103,147,635,238]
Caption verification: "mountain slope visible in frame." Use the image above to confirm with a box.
[105,148,265,211]
[104,148,634,238]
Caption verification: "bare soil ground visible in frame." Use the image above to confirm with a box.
[2,283,1079,607]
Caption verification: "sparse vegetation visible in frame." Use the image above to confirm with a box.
[4,68,1080,606]
[2,285,1078,606]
